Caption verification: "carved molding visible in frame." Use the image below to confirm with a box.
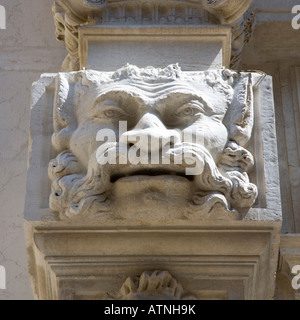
[25,222,281,300]
[52,0,254,71]
[78,25,232,71]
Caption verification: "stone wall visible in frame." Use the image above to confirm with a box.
[0,0,65,300]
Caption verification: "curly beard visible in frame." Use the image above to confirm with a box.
[48,141,257,221]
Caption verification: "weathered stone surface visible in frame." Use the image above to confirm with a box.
[79,26,231,71]
[40,65,279,222]
[26,220,281,300]
[23,64,282,300]
[2,0,300,301]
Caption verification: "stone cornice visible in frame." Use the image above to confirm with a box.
[52,0,254,71]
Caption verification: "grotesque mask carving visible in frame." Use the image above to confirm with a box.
[48,64,257,221]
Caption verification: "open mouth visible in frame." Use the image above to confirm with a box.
[110,168,194,183]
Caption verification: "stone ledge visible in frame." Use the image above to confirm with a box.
[25,220,281,300]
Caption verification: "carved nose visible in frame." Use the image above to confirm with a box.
[120,113,180,153]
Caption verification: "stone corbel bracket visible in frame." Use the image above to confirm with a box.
[26,221,281,300]
[52,0,254,71]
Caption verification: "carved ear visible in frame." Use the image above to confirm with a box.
[223,73,254,147]
[52,73,78,152]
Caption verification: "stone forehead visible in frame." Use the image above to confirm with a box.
[77,64,234,110]
[82,64,233,86]
[54,65,234,125]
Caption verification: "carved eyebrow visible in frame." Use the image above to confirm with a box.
[155,93,210,113]
[92,91,147,111]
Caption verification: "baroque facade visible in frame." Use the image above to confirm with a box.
[0,0,300,300]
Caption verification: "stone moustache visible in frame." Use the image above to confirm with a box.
[48,64,257,221]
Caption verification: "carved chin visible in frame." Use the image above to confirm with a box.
[101,166,189,220]
[105,166,238,221]
[111,174,191,217]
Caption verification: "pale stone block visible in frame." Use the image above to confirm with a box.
[79,26,231,71]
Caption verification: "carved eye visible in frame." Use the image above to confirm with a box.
[180,107,194,116]
[104,109,119,118]
[175,103,204,118]
[97,106,126,119]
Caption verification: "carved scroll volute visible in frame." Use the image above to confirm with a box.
[52,1,98,71]
[200,0,253,24]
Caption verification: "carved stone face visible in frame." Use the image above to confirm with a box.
[49,65,257,221]
[70,77,229,171]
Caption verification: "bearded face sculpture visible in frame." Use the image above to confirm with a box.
[48,64,257,221]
